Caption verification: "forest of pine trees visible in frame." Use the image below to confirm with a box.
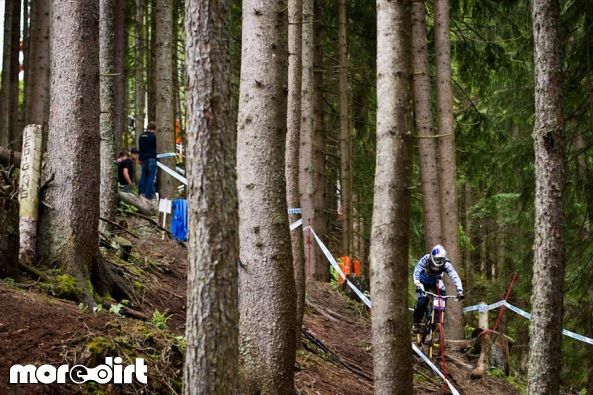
[0,0,593,394]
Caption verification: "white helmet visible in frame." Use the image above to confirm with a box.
[430,244,447,269]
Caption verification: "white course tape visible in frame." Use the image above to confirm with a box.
[464,300,593,346]
[463,300,506,313]
[156,152,177,159]
[290,218,303,231]
[502,302,531,320]
[562,329,593,346]
[502,302,593,346]
[308,226,372,308]
[412,343,460,395]
[157,161,188,185]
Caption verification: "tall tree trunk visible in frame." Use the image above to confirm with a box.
[172,1,180,127]
[21,0,29,134]
[24,0,50,130]
[135,0,146,145]
[0,0,13,148]
[134,0,148,183]
[588,288,593,395]
[147,0,156,122]
[300,0,317,280]
[462,183,472,287]
[528,0,566,393]
[370,0,414,392]
[99,0,118,234]
[114,0,127,150]
[411,0,441,251]
[286,0,306,340]
[338,0,352,257]
[182,0,239,392]
[38,0,100,306]
[155,0,176,198]
[8,0,21,148]
[237,1,296,393]
[312,0,328,281]
[434,0,463,339]
[0,0,21,149]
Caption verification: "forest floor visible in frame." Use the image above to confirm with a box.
[0,219,523,394]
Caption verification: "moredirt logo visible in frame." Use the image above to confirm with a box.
[10,357,148,384]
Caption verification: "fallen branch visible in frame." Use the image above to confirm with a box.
[118,191,157,216]
[102,301,149,320]
[447,354,474,370]
[99,217,140,239]
[306,299,340,322]
[302,327,373,383]
[122,209,187,249]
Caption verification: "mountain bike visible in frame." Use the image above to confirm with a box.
[414,291,459,358]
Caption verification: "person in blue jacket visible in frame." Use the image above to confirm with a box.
[412,244,464,333]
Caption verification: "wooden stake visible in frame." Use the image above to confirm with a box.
[18,124,43,266]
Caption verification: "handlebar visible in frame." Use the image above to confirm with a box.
[421,291,459,300]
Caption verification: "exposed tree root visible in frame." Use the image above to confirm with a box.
[92,254,134,302]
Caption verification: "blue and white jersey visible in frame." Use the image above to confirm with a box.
[413,254,463,292]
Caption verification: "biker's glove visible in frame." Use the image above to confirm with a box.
[456,290,464,300]
[415,282,425,293]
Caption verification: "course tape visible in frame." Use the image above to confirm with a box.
[157,161,188,185]
[462,300,506,313]
[290,218,303,231]
[156,152,177,159]
[463,301,593,346]
[308,226,372,308]
[412,343,460,395]
[288,208,302,215]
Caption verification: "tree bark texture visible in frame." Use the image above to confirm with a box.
[0,0,21,148]
[237,1,297,393]
[370,1,414,393]
[114,0,127,149]
[300,0,317,280]
[286,0,306,340]
[135,0,146,143]
[99,0,119,234]
[148,0,157,122]
[182,0,239,393]
[134,0,146,182]
[38,0,100,306]
[312,0,328,280]
[155,0,177,198]
[434,0,464,339]
[24,0,51,130]
[338,0,352,257]
[528,1,566,393]
[411,0,442,251]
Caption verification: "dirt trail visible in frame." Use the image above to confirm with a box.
[300,281,521,395]
[0,231,521,394]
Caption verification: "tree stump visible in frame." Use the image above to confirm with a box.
[471,329,511,378]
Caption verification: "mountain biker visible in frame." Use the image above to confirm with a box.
[412,244,464,333]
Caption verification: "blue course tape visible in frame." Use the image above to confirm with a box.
[288,208,302,215]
